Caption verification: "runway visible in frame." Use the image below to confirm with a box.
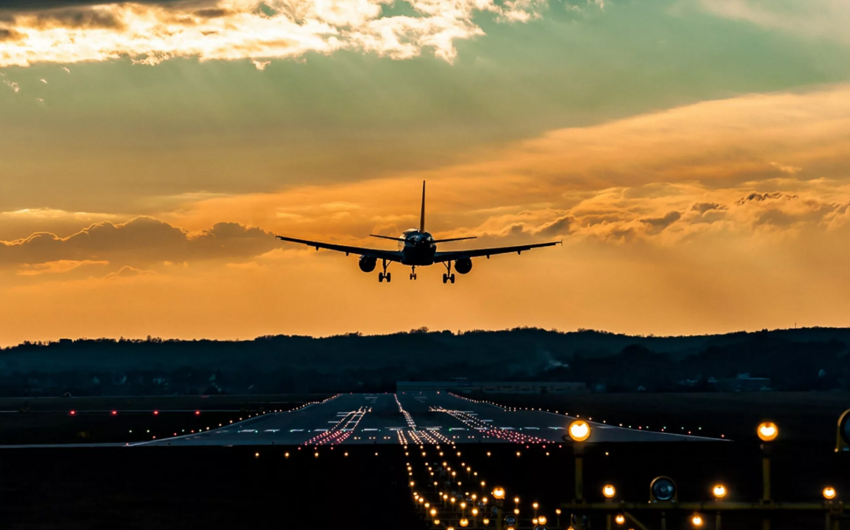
[134,392,722,447]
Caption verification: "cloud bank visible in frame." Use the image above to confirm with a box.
[0,0,543,67]
[0,216,277,269]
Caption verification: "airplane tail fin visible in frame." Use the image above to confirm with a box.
[419,181,426,233]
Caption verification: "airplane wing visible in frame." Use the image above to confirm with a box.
[276,235,404,262]
[433,241,561,262]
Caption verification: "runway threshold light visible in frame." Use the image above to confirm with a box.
[568,420,591,442]
[757,422,778,442]
[823,487,837,500]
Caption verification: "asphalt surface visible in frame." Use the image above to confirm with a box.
[132,392,721,447]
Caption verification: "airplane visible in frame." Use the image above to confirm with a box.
[275,181,561,283]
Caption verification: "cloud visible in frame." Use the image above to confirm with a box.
[535,215,574,237]
[735,192,797,204]
[0,216,277,268]
[0,0,544,68]
[699,0,850,46]
[103,265,156,279]
[16,259,109,276]
[640,211,681,233]
[0,28,22,41]
[770,162,802,174]
[691,202,725,214]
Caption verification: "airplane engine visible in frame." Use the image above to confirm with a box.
[359,256,377,273]
[455,258,472,274]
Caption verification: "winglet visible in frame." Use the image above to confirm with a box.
[419,181,426,233]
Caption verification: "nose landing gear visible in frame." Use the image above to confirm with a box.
[442,261,456,284]
[410,266,417,280]
[378,259,392,283]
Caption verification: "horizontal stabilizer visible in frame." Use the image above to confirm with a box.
[431,236,477,244]
[369,234,406,242]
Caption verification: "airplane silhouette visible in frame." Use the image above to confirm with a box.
[276,181,561,283]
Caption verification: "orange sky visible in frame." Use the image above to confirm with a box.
[2,0,850,345]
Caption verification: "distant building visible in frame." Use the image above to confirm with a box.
[717,373,772,392]
[396,381,588,394]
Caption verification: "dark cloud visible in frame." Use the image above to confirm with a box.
[640,211,681,233]
[536,215,574,237]
[194,8,231,18]
[28,8,125,29]
[0,28,23,40]
[0,0,204,10]
[736,192,798,205]
[0,217,277,268]
[691,202,726,214]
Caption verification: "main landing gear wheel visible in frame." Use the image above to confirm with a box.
[378,259,391,282]
[442,261,456,284]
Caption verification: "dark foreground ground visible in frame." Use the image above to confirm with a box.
[474,391,850,442]
[0,392,848,530]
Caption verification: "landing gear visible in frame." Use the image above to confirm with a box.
[378,259,391,283]
[442,262,456,284]
[410,266,417,280]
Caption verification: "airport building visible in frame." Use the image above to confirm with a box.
[396,380,588,394]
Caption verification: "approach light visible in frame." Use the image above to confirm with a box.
[459,518,469,527]
[482,518,490,525]
[615,514,625,525]
[603,485,616,498]
[492,487,505,500]
[712,484,727,499]
[568,420,591,442]
[430,508,438,517]
[757,422,778,442]
[823,487,837,500]
[691,514,703,527]
[538,515,547,525]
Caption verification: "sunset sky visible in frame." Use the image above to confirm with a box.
[2,0,850,345]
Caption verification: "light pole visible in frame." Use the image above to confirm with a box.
[492,487,505,530]
[712,484,727,530]
[758,422,778,530]
[603,484,616,530]
[568,420,591,503]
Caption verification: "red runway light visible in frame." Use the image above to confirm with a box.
[195,410,200,415]
[111,410,117,415]
[153,410,159,415]
[69,410,76,416]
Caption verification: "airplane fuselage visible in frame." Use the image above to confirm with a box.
[399,229,436,266]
